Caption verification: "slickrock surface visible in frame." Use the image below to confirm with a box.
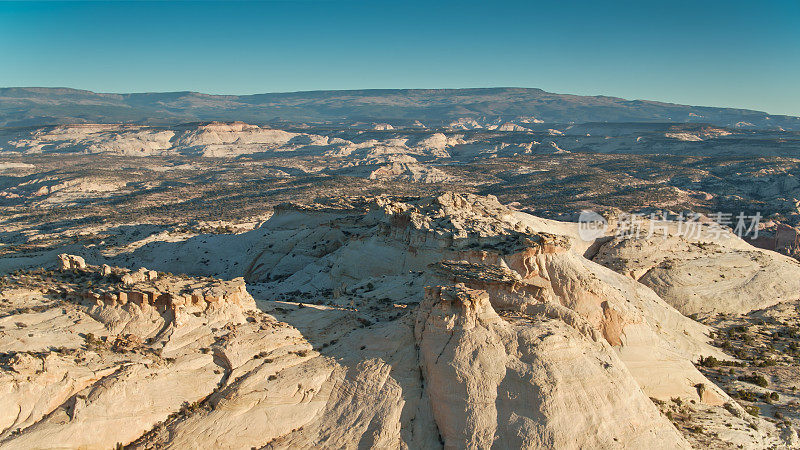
[592,229,800,317]
[1,193,799,448]
[415,284,690,448]
[0,264,258,448]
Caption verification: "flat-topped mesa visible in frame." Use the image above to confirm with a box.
[195,121,260,132]
[268,191,554,238]
[373,192,526,239]
[262,192,558,251]
[80,276,254,314]
[243,193,578,290]
[55,255,255,314]
[291,190,576,238]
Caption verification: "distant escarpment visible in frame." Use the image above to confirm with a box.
[1,87,798,129]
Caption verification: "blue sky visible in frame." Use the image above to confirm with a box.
[1,0,798,115]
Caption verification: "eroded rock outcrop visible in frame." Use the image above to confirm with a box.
[234,194,726,402]
[416,284,690,448]
[3,193,797,448]
[57,253,86,270]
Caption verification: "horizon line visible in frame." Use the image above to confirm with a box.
[2,85,797,118]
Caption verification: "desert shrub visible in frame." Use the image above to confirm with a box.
[738,374,768,388]
[699,355,719,367]
[733,390,758,402]
[723,402,741,417]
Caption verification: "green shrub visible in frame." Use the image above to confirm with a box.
[699,355,719,367]
[738,374,768,387]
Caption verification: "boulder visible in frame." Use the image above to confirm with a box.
[57,253,86,270]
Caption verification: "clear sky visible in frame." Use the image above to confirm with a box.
[1,0,798,115]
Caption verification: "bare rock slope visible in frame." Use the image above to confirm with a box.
[1,193,797,448]
[593,228,800,317]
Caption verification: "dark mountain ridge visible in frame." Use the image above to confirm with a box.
[1,86,798,130]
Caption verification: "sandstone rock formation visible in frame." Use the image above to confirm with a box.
[2,193,799,448]
[592,227,800,317]
[415,284,690,448]
[57,253,86,270]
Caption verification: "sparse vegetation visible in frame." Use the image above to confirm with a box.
[738,374,769,388]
